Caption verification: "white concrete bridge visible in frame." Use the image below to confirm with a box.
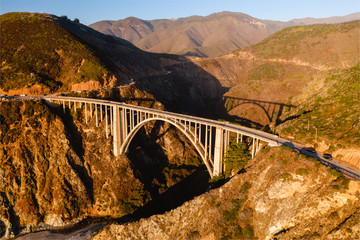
[44,96,282,178]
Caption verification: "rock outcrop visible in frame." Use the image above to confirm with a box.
[93,147,360,240]
[0,86,204,238]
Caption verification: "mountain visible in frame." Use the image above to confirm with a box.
[187,20,360,167]
[290,12,360,25]
[0,12,225,115]
[0,12,164,94]
[189,19,360,101]
[89,11,360,57]
[90,12,293,57]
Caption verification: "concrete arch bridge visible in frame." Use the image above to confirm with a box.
[223,96,296,124]
[44,96,282,178]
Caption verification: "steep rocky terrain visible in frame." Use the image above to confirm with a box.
[0,85,209,238]
[93,146,360,239]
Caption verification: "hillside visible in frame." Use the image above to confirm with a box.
[0,12,164,95]
[182,21,360,170]
[90,11,360,58]
[277,64,360,169]
[0,12,225,116]
[94,146,360,239]
[90,12,293,57]
[188,20,360,126]
[1,12,359,240]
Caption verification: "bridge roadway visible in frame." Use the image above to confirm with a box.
[4,95,360,180]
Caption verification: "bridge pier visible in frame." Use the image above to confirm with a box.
[213,127,224,177]
[113,106,121,156]
[85,103,88,124]
[105,105,108,138]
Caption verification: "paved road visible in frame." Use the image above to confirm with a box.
[3,95,360,180]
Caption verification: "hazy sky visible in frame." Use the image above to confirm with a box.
[1,0,359,25]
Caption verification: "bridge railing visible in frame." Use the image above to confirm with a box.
[43,96,360,180]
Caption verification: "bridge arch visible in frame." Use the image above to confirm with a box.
[119,117,212,175]
[228,102,272,124]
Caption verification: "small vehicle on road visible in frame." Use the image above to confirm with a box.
[323,153,333,160]
[304,147,316,153]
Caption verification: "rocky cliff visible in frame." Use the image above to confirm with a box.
[0,86,205,238]
[93,147,360,240]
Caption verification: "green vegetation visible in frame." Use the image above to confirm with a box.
[0,12,109,91]
[0,100,56,144]
[252,20,360,59]
[331,175,350,190]
[296,168,309,176]
[248,63,285,80]
[224,140,251,178]
[225,99,236,111]
[120,187,150,215]
[281,173,292,180]
[220,181,254,239]
[280,64,360,149]
[328,168,342,179]
[188,230,200,239]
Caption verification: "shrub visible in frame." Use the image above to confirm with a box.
[243,226,255,239]
[328,168,343,177]
[296,168,309,176]
[281,173,292,180]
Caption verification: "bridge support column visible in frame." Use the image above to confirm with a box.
[105,105,108,138]
[213,127,224,177]
[85,103,88,124]
[113,106,121,157]
[95,104,98,127]
[121,108,127,143]
[252,138,256,158]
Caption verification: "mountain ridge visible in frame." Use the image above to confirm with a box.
[89,11,360,57]
[0,12,164,94]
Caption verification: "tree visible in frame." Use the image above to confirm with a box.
[224,141,251,178]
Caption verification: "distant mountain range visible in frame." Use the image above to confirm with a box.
[89,11,360,57]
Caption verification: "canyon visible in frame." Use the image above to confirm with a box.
[0,12,359,239]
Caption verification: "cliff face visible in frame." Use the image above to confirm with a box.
[0,87,204,238]
[93,147,360,240]
[0,100,145,237]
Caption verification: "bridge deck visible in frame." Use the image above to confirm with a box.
[7,95,360,180]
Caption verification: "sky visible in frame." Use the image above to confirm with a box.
[1,0,359,25]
